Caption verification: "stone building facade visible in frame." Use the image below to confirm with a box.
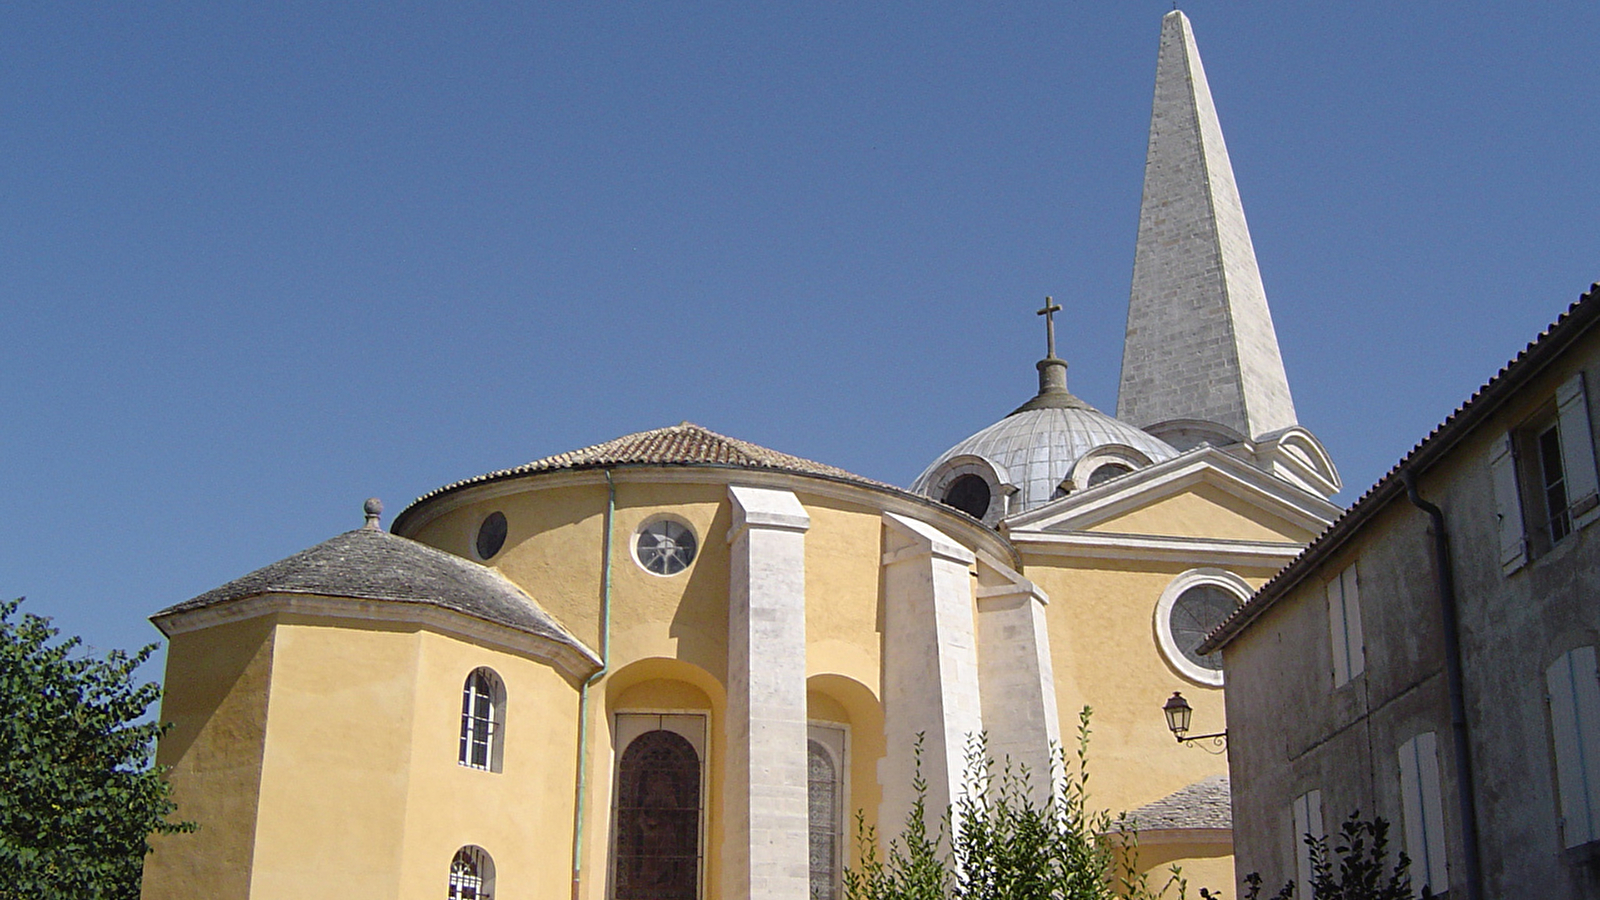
[1205,285,1600,899]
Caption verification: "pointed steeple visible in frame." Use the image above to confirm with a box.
[1117,11,1297,443]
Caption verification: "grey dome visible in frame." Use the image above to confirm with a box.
[912,389,1179,519]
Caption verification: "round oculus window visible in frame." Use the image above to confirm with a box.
[476,511,508,560]
[1167,584,1237,672]
[635,518,698,576]
[943,474,991,520]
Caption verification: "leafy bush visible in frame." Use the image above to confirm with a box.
[1242,812,1419,900]
[846,707,1189,900]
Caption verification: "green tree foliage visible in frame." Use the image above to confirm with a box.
[1242,812,1419,900]
[846,708,1190,900]
[0,597,191,899]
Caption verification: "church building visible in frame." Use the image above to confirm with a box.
[140,12,1342,900]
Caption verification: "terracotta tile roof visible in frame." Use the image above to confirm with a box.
[404,422,896,510]
[1201,283,1600,654]
[1124,775,1232,831]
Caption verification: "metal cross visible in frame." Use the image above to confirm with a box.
[1036,296,1063,358]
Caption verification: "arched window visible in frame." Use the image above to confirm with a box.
[448,846,495,900]
[1086,462,1133,488]
[613,727,702,900]
[807,732,845,900]
[458,668,506,772]
[943,473,992,520]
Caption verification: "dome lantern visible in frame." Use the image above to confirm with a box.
[911,299,1179,522]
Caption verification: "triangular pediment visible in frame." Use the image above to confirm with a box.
[1004,447,1340,543]
[1082,481,1314,543]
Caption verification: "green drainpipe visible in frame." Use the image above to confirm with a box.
[571,470,615,900]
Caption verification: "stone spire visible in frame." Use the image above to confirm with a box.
[1117,10,1297,443]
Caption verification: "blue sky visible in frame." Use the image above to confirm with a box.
[3,2,1597,674]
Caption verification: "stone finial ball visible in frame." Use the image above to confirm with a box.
[364,497,384,517]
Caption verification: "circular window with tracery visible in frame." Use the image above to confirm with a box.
[1154,570,1250,686]
[634,517,698,576]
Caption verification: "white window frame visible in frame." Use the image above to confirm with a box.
[1398,732,1449,896]
[448,845,495,900]
[1547,645,1600,849]
[807,722,849,900]
[458,667,506,772]
[1291,789,1323,897]
[1327,563,1365,688]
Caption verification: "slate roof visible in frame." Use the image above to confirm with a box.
[402,422,897,514]
[1201,283,1600,654]
[1125,775,1232,831]
[154,525,593,660]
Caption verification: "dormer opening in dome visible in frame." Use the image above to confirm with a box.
[911,299,1180,523]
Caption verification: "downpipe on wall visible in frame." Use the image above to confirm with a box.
[571,470,615,900]
[1401,468,1484,900]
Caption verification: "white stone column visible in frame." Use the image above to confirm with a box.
[974,550,1062,806]
[724,485,811,900]
[879,512,983,836]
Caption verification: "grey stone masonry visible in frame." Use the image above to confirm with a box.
[1118,11,1298,442]
[879,513,984,842]
[724,486,812,900]
[974,552,1061,807]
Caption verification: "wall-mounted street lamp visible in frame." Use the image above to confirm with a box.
[1163,691,1227,751]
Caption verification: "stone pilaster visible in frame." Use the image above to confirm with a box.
[974,551,1062,806]
[724,485,811,900]
[879,512,983,836]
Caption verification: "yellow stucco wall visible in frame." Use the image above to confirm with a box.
[393,628,582,900]
[151,464,1317,898]
[409,482,610,650]
[1113,839,1234,897]
[148,612,582,900]
[143,617,277,900]
[1019,482,1310,892]
[1085,482,1317,543]
[421,476,898,897]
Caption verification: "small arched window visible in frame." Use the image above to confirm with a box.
[458,668,506,772]
[448,846,495,900]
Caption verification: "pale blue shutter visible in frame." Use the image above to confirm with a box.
[1548,646,1600,847]
[1327,578,1350,687]
[1557,373,1600,529]
[1489,433,1527,573]
[1399,732,1449,895]
[1341,565,1364,679]
[1292,789,1323,895]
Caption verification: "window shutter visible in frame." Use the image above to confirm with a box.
[1292,789,1323,896]
[1341,565,1365,679]
[1399,732,1449,894]
[1547,646,1600,848]
[1557,373,1600,529]
[1490,432,1527,573]
[1327,579,1350,687]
